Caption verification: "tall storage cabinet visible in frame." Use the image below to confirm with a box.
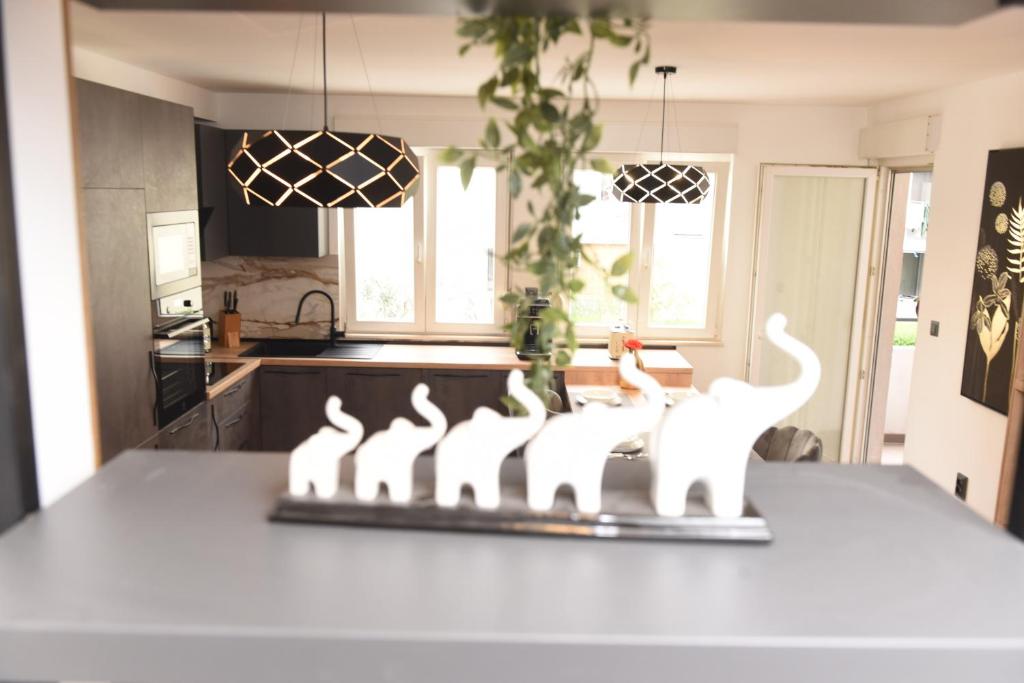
[75,79,199,463]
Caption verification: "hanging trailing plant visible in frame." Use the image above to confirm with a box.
[443,15,650,396]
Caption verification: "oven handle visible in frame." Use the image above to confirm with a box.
[156,317,209,339]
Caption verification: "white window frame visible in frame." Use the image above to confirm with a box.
[342,154,425,335]
[567,153,732,343]
[424,150,510,336]
[342,149,509,337]
[635,158,731,342]
[567,154,644,341]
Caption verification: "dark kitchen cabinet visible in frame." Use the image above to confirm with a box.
[211,372,260,451]
[259,366,329,451]
[140,94,198,213]
[75,80,144,190]
[205,129,326,258]
[423,370,508,426]
[81,188,157,462]
[195,123,229,261]
[327,368,424,438]
[159,403,214,451]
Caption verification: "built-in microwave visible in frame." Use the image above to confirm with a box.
[147,210,201,300]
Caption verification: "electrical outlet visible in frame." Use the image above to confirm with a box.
[930,320,940,337]
[955,473,968,501]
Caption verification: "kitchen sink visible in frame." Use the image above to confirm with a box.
[239,339,382,360]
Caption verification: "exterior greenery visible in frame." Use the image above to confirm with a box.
[445,15,650,395]
[893,321,918,347]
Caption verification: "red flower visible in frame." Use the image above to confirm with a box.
[624,338,644,351]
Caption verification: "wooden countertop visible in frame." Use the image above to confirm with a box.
[205,341,693,388]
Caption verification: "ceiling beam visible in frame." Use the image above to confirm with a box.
[78,0,1020,26]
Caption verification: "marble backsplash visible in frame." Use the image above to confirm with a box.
[202,255,340,340]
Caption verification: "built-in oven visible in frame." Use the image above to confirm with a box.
[151,289,209,429]
[147,210,201,300]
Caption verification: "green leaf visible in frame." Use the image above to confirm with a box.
[539,102,560,123]
[456,19,487,39]
[459,156,477,189]
[490,96,517,110]
[458,43,472,57]
[555,349,572,367]
[610,253,633,276]
[590,17,612,38]
[568,278,585,293]
[509,169,522,197]
[438,146,462,164]
[477,77,498,108]
[628,60,641,86]
[611,285,638,303]
[484,118,500,148]
[511,222,532,244]
[500,291,522,305]
[590,158,615,174]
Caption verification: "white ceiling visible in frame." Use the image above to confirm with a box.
[69,2,1024,105]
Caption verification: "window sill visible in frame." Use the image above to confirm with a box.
[342,330,723,348]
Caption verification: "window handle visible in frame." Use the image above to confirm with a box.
[415,241,424,263]
[487,248,494,282]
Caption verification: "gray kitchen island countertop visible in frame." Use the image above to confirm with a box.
[1,450,1023,683]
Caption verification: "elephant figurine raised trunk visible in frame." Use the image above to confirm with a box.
[650,313,820,518]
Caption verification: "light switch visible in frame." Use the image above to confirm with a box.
[930,320,940,337]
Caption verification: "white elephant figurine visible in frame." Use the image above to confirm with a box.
[650,313,821,518]
[288,396,365,499]
[434,369,546,509]
[525,353,664,514]
[354,384,447,504]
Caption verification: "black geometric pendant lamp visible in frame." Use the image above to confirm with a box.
[227,13,420,209]
[612,66,710,205]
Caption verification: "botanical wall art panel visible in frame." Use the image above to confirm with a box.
[961,147,1024,414]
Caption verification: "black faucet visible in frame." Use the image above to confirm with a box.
[294,289,339,345]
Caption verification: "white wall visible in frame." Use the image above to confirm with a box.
[885,345,914,435]
[3,0,98,506]
[869,68,1024,520]
[72,46,217,119]
[215,92,868,388]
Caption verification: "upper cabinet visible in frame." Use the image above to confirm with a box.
[195,123,229,261]
[140,95,198,213]
[195,127,326,259]
[74,79,198,216]
[76,80,144,190]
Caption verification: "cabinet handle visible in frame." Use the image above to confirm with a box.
[222,413,246,428]
[223,380,247,397]
[168,413,199,435]
[347,371,402,378]
[264,368,321,376]
[433,373,490,380]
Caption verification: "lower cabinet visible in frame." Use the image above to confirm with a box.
[211,371,260,451]
[326,368,424,437]
[259,366,328,451]
[422,370,508,426]
[159,403,215,451]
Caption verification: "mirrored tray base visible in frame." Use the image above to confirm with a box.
[270,457,772,543]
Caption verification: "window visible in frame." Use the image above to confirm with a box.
[569,169,639,328]
[343,151,508,336]
[569,156,730,341]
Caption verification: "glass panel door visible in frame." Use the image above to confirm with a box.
[750,165,877,462]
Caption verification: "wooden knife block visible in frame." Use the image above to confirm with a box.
[220,312,241,348]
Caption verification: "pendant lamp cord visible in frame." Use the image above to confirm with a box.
[659,69,667,164]
[322,12,328,130]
